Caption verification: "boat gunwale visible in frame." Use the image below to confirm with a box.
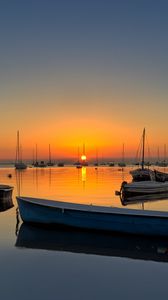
[124,181,168,188]
[0,185,14,191]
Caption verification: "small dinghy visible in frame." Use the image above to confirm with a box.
[0,185,13,201]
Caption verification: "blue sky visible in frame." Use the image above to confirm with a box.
[1,0,168,74]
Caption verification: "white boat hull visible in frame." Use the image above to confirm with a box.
[121,181,168,198]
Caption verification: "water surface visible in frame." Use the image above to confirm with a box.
[1,166,168,300]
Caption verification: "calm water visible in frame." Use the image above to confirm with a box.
[1,166,168,300]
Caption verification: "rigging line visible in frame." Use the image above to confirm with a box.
[135,133,143,162]
[146,134,152,161]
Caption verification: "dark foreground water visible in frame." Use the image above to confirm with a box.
[1,166,168,300]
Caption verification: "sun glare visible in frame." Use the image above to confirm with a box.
[81,155,86,161]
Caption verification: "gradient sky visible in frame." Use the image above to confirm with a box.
[1,0,168,160]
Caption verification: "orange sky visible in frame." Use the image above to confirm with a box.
[1,87,168,161]
[0,120,167,161]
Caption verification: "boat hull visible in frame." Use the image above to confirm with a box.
[17,197,168,236]
[0,185,13,201]
[130,168,155,181]
[121,192,168,205]
[130,168,168,182]
[121,181,168,198]
[155,170,168,182]
[15,162,27,170]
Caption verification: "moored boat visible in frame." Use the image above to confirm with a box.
[130,128,153,181]
[57,162,64,167]
[156,161,168,167]
[130,168,155,181]
[76,163,82,168]
[0,185,14,201]
[15,162,27,170]
[15,131,27,170]
[121,180,168,198]
[118,143,126,167]
[121,192,168,206]
[37,160,47,167]
[130,168,168,183]
[74,146,82,168]
[109,162,115,167]
[17,196,168,236]
[47,144,54,166]
[130,129,168,182]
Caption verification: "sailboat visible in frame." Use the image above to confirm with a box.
[75,146,82,168]
[130,129,154,181]
[33,144,39,167]
[15,131,27,170]
[118,143,126,167]
[47,144,54,166]
[130,129,168,182]
[118,129,168,201]
[120,180,168,200]
[33,144,47,167]
[157,144,168,167]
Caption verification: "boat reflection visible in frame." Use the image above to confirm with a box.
[121,192,168,206]
[0,197,14,212]
[16,223,168,263]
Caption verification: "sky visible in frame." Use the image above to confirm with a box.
[1,0,168,160]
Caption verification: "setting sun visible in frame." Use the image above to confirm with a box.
[81,155,87,161]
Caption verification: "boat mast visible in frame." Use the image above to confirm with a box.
[83,143,85,156]
[32,149,35,165]
[157,147,160,162]
[16,130,20,163]
[164,144,167,163]
[20,144,23,163]
[49,144,51,163]
[77,146,80,163]
[122,143,125,164]
[35,144,38,164]
[141,128,145,169]
[96,147,99,165]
